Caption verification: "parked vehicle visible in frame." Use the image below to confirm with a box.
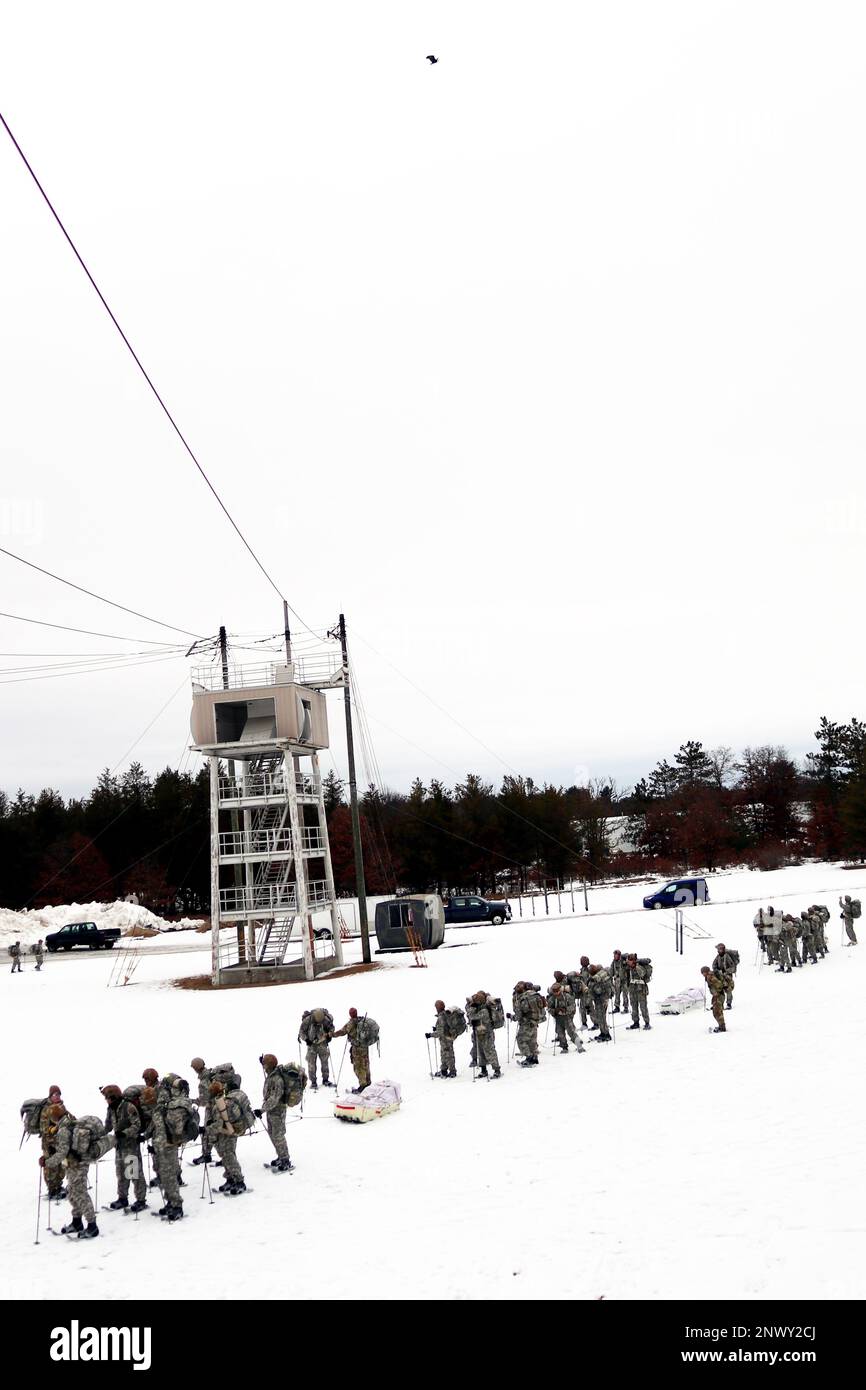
[45,922,122,952]
[443,895,512,926]
[642,878,709,910]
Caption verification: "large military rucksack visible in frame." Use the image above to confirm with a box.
[487,997,505,1029]
[164,1096,199,1145]
[519,991,544,1024]
[20,1096,50,1136]
[727,949,740,970]
[299,1010,334,1044]
[275,1063,307,1108]
[224,1087,257,1135]
[851,900,862,919]
[211,1061,242,1091]
[444,1006,467,1039]
[355,1017,380,1046]
[71,1114,110,1162]
[637,957,653,982]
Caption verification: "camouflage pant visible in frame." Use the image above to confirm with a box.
[265,1105,289,1161]
[115,1145,147,1202]
[215,1134,243,1183]
[710,995,726,1030]
[154,1140,182,1206]
[844,916,858,944]
[777,938,791,969]
[723,978,734,1006]
[613,977,628,1009]
[766,937,779,963]
[553,1016,577,1048]
[470,1026,499,1070]
[578,991,588,1026]
[306,1042,330,1084]
[42,1139,63,1196]
[67,1162,95,1224]
[437,1035,456,1072]
[629,986,650,1026]
[350,1043,370,1088]
[785,936,801,965]
[815,929,828,955]
[515,1020,538,1058]
[591,995,610,1033]
[801,935,817,963]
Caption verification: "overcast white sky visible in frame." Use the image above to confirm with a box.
[2,2,865,801]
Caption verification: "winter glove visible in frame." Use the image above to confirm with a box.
[38,1155,46,1168]
[425,1032,433,1039]
[253,1109,263,1119]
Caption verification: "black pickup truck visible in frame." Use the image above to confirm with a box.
[45,922,122,952]
[443,895,512,926]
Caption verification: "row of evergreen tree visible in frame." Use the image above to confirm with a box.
[2,718,864,912]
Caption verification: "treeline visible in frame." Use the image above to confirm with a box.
[2,718,865,911]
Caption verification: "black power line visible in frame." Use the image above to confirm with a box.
[0,109,315,634]
[0,609,193,644]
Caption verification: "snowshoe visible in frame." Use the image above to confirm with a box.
[165,1206,184,1222]
[61,1217,83,1235]
[276,1159,294,1173]
[322,1080,336,1088]
[129,1200,147,1213]
[643,1024,651,1030]
[627,1023,640,1030]
[491,1069,502,1080]
[109,1197,128,1210]
[191,1154,209,1165]
[78,1222,99,1240]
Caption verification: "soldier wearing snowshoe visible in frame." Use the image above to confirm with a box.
[299,1008,334,1089]
[102,1084,147,1212]
[780,915,800,969]
[429,999,459,1077]
[466,991,502,1077]
[333,1008,373,1092]
[625,953,651,1030]
[9,940,22,972]
[546,982,584,1053]
[255,1053,293,1170]
[799,911,818,964]
[205,1081,247,1194]
[513,984,544,1066]
[39,1086,65,1199]
[146,1078,186,1221]
[840,895,859,945]
[190,1058,213,1164]
[610,950,628,1012]
[44,1103,114,1238]
[576,957,591,1027]
[711,944,737,1005]
[809,906,829,956]
[701,967,726,1032]
[587,965,612,1041]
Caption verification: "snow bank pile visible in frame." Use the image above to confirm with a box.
[0,901,204,946]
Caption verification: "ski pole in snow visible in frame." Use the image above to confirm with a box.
[94,1158,99,1210]
[35,1164,42,1245]
[506,1015,511,1064]
[425,1035,433,1079]
[335,1036,349,1091]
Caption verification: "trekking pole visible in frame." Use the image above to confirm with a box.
[35,1165,42,1245]
[335,1037,349,1091]
[203,1160,214,1205]
[94,1159,99,1210]
[425,1035,433,1079]
[506,1015,511,1064]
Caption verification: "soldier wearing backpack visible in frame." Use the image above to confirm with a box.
[205,1080,249,1194]
[513,983,544,1066]
[27,1086,66,1200]
[254,1053,296,1171]
[840,895,859,945]
[43,1103,115,1238]
[466,991,502,1078]
[576,957,591,1027]
[101,1084,148,1212]
[546,981,582,1054]
[625,953,651,1031]
[428,999,465,1077]
[190,1058,214,1164]
[809,907,829,956]
[9,940,23,973]
[610,950,629,1012]
[298,1008,335,1089]
[711,944,737,1007]
[147,1075,194,1221]
[587,965,613,1041]
[799,911,818,965]
[701,966,727,1033]
[333,1008,378,1093]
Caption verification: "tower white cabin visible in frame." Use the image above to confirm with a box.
[191,658,346,986]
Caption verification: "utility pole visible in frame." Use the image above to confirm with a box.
[338,613,370,963]
[219,625,229,690]
[282,601,292,667]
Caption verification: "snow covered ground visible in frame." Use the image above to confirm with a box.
[3,862,864,1302]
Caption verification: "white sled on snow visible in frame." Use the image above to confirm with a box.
[334,1080,402,1124]
[658,987,705,1015]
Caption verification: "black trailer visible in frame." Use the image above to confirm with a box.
[374,895,446,952]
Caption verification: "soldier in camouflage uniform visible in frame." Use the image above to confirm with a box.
[809,907,827,957]
[190,1058,213,1163]
[840,895,859,945]
[610,950,628,1012]
[513,983,544,1066]
[44,1104,112,1237]
[546,982,584,1053]
[701,966,727,1032]
[205,1080,246,1193]
[799,910,818,964]
[255,1053,293,1170]
[32,939,44,970]
[430,999,458,1077]
[144,1083,184,1221]
[625,953,651,1030]
[333,1008,372,1092]
[9,940,23,972]
[711,944,737,1004]
[466,991,502,1077]
[299,1008,335,1089]
[40,1086,65,1199]
[101,1084,147,1211]
[587,964,613,1041]
[780,915,800,969]
[576,957,591,1027]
